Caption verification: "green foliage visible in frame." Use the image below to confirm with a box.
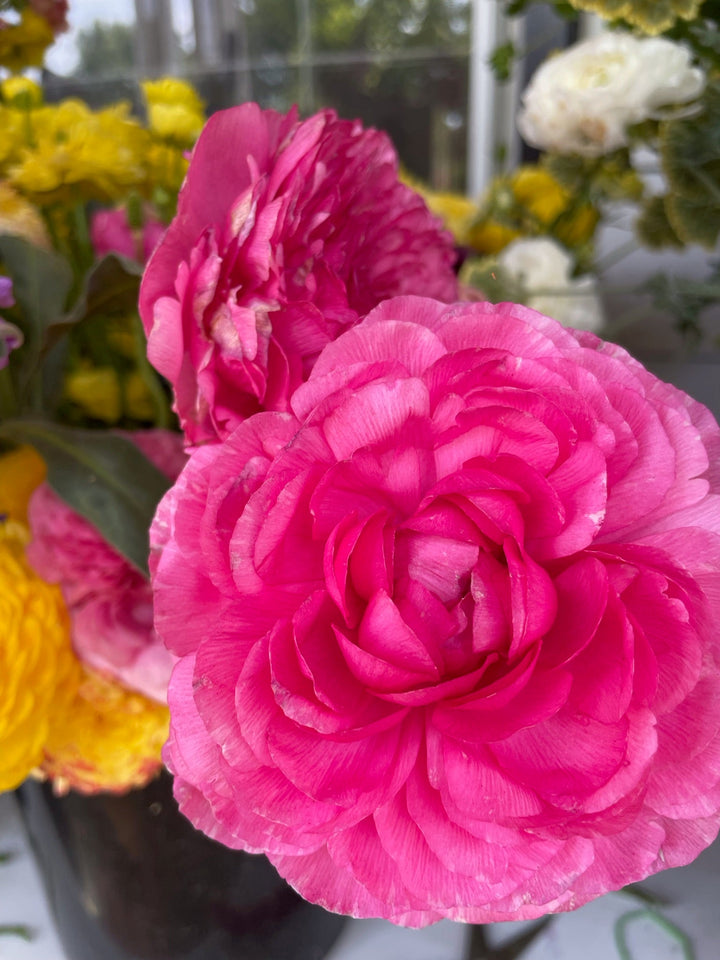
[661,80,720,248]
[0,420,171,576]
[312,0,471,54]
[75,21,136,77]
[636,195,684,249]
[460,257,526,305]
[46,253,143,348]
[0,236,73,411]
[645,262,720,343]
[543,153,643,205]
[489,41,516,83]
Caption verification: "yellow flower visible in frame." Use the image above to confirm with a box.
[0,180,51,247]
[469,166,599,255]
[124,371,157,421]
[42,669,169,795]
[567,0,703,36]
[0,9,54,73]
[0,105,28,168]
[141,77,204,113]
[0,448,79,792]
[9,100,149,206]
[147,102,205,145]
[2,75,43,109]
[64,366,123,423]
[142,77,205,147]
[145,141,189,194]
[0,445,46,524]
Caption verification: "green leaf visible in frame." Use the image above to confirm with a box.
[0,236,73,340]
[636,196,684,250]
[660,81,720,248]
[45,253,143,352]
[0,420,171,576]
[0,236,73,404]
[489,41,516,83]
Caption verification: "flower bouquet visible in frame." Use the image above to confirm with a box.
[3,3,720,960]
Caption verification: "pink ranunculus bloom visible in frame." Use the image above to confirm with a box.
[90,207,165,264]
[138,104,459,446]
[152,297,720,926]
[28,430,186,705]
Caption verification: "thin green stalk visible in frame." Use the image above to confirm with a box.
[614,907,695,960]
[0,367,18,419]
[0,925,33,941]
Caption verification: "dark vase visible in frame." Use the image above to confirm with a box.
[16,772,346,960]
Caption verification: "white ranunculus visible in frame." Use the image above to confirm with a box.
[499,238,604,332]
[517,32,705,157]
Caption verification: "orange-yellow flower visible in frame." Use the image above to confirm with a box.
[42,669,169,795]
[0,448,79,792]
[0,180,51,248]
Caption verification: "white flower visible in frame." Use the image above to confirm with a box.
[517,32,705,157]
[499,238,604,332]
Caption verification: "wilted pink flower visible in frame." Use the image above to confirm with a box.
[28,430,186,704]
[152,297,720,925]
[28,0,69,34]
[138,104,458,446]
[90,207,164,264]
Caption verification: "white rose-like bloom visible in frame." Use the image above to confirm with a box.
[499,238,604,332]
[518,32,705,157]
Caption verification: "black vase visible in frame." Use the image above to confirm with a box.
[16,772,346,960]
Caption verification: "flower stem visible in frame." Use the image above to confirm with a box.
[466,923,491,960]
[0,925,32,941]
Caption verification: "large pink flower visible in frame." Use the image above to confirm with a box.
[152,298,720,925]
[138,105,458,445]
[28,430,186,704]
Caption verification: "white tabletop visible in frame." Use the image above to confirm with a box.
[2,789,719,960]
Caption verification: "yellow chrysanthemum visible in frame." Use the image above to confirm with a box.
[145,141,189,194]
[2,75,43,109]
[123,371,157,422]
[142,77,205,147]
[0,448,79,792]
[0,180,51,247]
[566,0,703,36]
[147,102,205,145]
[8,100,149,205]
[64,366,123,423]
[0,9,54,73]
[42,669,169,795]
[141,77,204,113]
[469,166,599,255]
[0,105,28,168]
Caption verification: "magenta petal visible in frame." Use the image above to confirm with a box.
[492,710,629,798]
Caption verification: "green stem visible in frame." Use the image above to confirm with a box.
[0,925,33,941]
[0,366,18,419]
[614,908,695,960]
[466,923,491,960]
[71,202,94,277]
